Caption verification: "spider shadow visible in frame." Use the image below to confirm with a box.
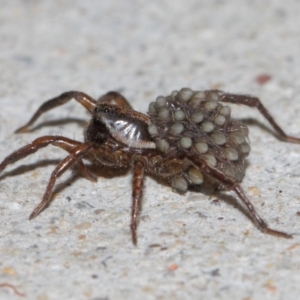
[0,159,62,181]
[147,171,254,225]
[189,183,264,232]
[240,117,281,140]
[37,163,130,214]
[0,157,130,216]
[215,191,259,229]
[19,118,88,133]
[0,156,267,233]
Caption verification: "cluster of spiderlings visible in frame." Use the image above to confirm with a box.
[147,88,251,192]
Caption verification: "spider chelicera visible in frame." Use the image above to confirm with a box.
[0,88,299,244]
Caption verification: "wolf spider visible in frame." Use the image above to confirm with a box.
[0,88,299,245]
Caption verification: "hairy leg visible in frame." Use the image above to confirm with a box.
[0,136,95,181]
[131,161,145,245]
[215,90,300,143]
[15,91,97,133]
[189,155,292,239]
[29,143,93,219]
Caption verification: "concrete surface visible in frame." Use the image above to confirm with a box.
[1,0,300,299]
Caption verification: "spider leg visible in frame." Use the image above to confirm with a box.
[131,161,145,245]
[215,91,300,144]
[97,91,133,110]
[77,160,97,182]
[0,136,96,182]
[15,91,97,133]
[233,184,292,238]
[29,143,93,219]
[189,155,293,239]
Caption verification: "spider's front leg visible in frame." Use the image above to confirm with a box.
[0,136,96,182]
[216,91,300,144]
[29,143,93,219]
[189,155,293,239]
[0,136,96,219]
[15,91,97,133]
[131,161,145,245]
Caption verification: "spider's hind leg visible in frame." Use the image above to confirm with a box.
[232,184,292,239]
[189,155,292,239]
[215,90,300,144]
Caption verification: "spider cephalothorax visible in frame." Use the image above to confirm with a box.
[0,88,299,244]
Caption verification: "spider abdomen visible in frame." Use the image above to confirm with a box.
[147,88,251,190]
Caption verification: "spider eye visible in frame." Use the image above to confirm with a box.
[94,106,111,114]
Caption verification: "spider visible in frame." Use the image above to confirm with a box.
[0,88,299,245]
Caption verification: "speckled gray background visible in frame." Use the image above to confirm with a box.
[1,1,300,299]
